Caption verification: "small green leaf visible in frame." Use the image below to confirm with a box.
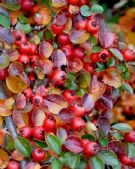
[112,161,121,169]
[65,80,78,90]
[117,62,127,72]
[82,134,96,142]
[67,72,76,81]
[128,143,135,158]
[80,5,91,17]
[109,48,123,61]
[19,13,28,24]
[96,62,105,72]
[107,57,116,67]
[93,46,102,53]
[112,131,124,140]
[99,150,118,166]
[0,51,10,69]
[44,29,53,40]
[90,155,105,169]
[52,158,62,169]
[122,70,130,80]
[3,0,21,11]
[15,23,32,34]
[0,14,10,28]
[99,137,109,147]
[46,134,61,155]
[3,134,14,152]
[14,136,32,158]
[112,123,132,133]
[90,35,98,46]
[91,4,104,14]
[78,73,91,88]
[68,154,80,169]
[122,82,134,94]
[42,0,51,8]
[34,139,47,148]
[78,159,87,169]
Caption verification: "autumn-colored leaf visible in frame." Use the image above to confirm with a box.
[16,93,26,110]
[12,109,25,128]
[0,149,9,169]
[0,116,3,126]
[0,101,11,116]
[32,109,46,126]
[68,58,83,73]
[38,59,53,75]
[39,41,53,58]
[52,0,67,8]
[11,150,24,161]
[103,68,122,88]
[63,18,72,34]
[25,162,41,169]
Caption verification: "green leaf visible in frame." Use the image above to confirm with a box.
[77,88,88,97]
[3,134,14,152]
[3,0,21,11]
[107,57,116,67]
[34,139,47,148]
[67,72,76,81]
[65,80,78,90]
[80,5,91,17]
[91,4,104,14]
[117,62,127,72]
[0,14,10,28]
[99,150,118,166]
[122,70,130,80]
[0,51,10,69]
[46,134,61,155]
[82,134,96,142]
[19,13,28,24]
[112,161,121,169]
[111,131,124,140]
[44,29,53,40]
[99,137,109,147]
[96,62,105,72]
[109,48,123,61]
[15,23,32,34]
[52,158,62,169]
[78,73,91,88]
[14,136,32,158]
[122,82,134,95]
[112,123,132,133]
[128,143,135,158]
[90,36,98,46]
[93,46,102,53]
[89,155,105,169]
[78,159,87,169]
[42,0,51,8]
[68,154,80,169]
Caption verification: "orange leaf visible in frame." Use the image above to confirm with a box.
[0,149,9,169]
[11,150,24,161]
[0,106,11,116]
[52,0,67,8]
[12,110,25,128]
[39,41,53,58]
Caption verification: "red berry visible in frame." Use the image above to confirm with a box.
[29,43,37,55]
[32,95,43,107]
[71,102,86,117]
[73,47,85,60]
[90,53,98,63]
[19,41,31,54]
[83,62,94,72]
[58,33,70,45]
[98,49,111,62]
[63,90,77,102]
[119,154,133,166]
[23,88,33,99]
[86,20,99,34]
[125,131,135,143]
[82,139,90,146]
[76,20,87,30]
[18,54,30,64]
[83,141,99,157]
[31,4,39,16]
[51,24,65,34]
[21,0,34,11]
[62,44,74,57]
[20,126,33,139]
[67,0,79,5]
[14,31,26,46]
[123,48,134,61]
[32,148,45,162]
[44,116,56,132]
[7,161,20,169]
[72,117,85,131]
[79,0,89,6]
[32,126,44,140]
[0,69,8,80]
[52,70,67,85]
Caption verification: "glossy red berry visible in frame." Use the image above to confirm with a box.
[18,54,30,64]
[44,116,56,132]
[86,20,99,34]
[0,69,8,80]
[98,49,111,62]
[23,88,33,99]
[83,141,99,157]
[62,44,74,57]
[79,0,89,6]
[63,90,77,102]
[19,41,31,54]
[71,102,86,117]
[83,62,95,72]
[76,20,87,30]
[20,126,33,139]
[21,0,34,11]
[32,148,45,162]
[123,48,134,61]
[119,154,133,166]
[52,70,67,85]
[29,43,37,55]
[58,33,70,45]
[125,131,135,143]
[14,32,26,46]
[51,24,65,34]
[32,95,43,106]
[31,4,39,16]
[90,53,99,63]
[82,139,90,146]
[73,47,85,60]
[72,117,85,131]
[7,160,20,169]
[67,0,79,5]
[32,126,44,140]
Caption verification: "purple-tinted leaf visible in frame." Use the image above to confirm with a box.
[102,110,113,120]
[82,93,95,111]
[57,127,67,142]
[59,108,73,123]
[0,27,14,44]
[12,109,25,128]
[53,10,68,26]
[65,136,83,153]
[97,96,113,110]
[98,116,110,136]
[52,49,67,69]
[18,102,32,113]
[38,59,53,75]
[8,62,24,76]
[32,109,46,126]
[16,93,26,110]
[108,141,126,154]
[39,41,53,58]
[8,49,19,61]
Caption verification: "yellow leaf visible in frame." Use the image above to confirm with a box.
[52,0,67,8]
[0,116,3,126]
[0,149,9,169]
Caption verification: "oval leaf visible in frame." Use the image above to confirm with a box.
[98,117,110,136]
[109,48,123,61]
[0,51,10,69]
[52,158,62,169]
[39,41,53,58]
[82,93,95,112]
[112,123,132,133]
[89,155,105,169]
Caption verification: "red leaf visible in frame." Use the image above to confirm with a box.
[82,93,95,112]
[53,10,68,26]
[12,110,25,128]
[59,108,73,123]
[108,141,126,154]
[96,96,113,110]
[57,127,67,141]
[65,136,83,153]
[16,93,26,110]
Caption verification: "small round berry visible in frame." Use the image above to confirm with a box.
[0,69,8,80]
[19,41,31,54]
[32,95,44,107]
[7,160,20,169]
[20,126,33,139]
[51,24,65,34]
[73,47,85,60]
[23,88,33,99]
[72,117,85,131]
[63,90,77,102]
[123,48,134,61]
[29,43,37,55]
[67,0,79,5]
[89,53,99,63]
[71,102,86,117]
[125,131,135,143]
[44,116,56,132]
[76,20,87,30]
[83,141,99,157]
[32,148,45,162]
[58,33,70,45]
[62,44,74,57]
[119,153,132,166]
[98,49,111,62]
[32,126,44,140]
[18,54,30,64]
[86,20,99,34]
[21,0,34,11]
[52,70,67,85]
